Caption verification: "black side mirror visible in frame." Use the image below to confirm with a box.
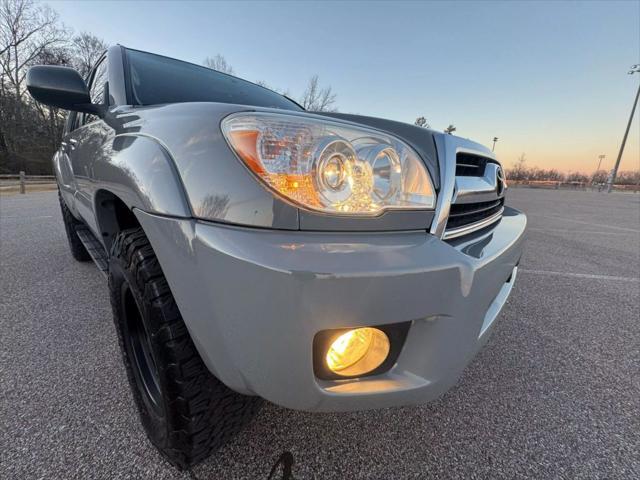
[26,65,104,116]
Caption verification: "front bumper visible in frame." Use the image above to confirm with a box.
[136,206,526,412]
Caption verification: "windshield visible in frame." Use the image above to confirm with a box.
[125,48,301,111]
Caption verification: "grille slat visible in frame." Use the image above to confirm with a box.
[446,198,504,230]
[455,153,489,177]
[448,199,503,218]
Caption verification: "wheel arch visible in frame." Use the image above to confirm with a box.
[93,133,191,214]
[91,133,192,251]
[94,189,142,252]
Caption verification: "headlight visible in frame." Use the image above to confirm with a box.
[221,112,436,215]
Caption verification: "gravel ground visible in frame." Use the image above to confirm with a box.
[1,189,639,479]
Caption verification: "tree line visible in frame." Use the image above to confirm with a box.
[2,0,635,185]
[1,0,107,174]
[0,0,340,176]
[505,153,639,185]
[414,118,638,185]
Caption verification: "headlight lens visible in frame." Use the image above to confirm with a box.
[221,113,436,215]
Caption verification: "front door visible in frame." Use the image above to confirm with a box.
[66,57,109,234]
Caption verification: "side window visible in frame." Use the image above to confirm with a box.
[64,111,77,135]
[89,58,108,104]
[82,58,108,125]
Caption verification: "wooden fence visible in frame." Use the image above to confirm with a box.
[0,172,56,194]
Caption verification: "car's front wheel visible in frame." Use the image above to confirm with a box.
[108,227,261,469]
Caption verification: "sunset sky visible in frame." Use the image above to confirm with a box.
[52,0,640,173]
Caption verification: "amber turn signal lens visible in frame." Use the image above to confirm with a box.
[228,130,264,174]
[325,327,390,377]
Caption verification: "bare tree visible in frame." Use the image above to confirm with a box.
[444,124,456,135]
[507,153,529,181]
[0,0,68,171]
[565,171,589,183]
[616,170,640,185]
[299,75,337,112]
[591,169,608,184]
[203,54,233,75]
[71,31,107,79]
[254,79,290,97]
[414,116,429,128]
[0,0,67,107]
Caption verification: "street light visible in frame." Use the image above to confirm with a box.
[492,137,498,152]
[606,64,640,193]
[592,154,606,187]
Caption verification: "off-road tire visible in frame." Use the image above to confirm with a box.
[58,189,91,262]
[108,227,261,469]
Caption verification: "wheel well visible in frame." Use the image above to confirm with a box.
[94,190,141,252]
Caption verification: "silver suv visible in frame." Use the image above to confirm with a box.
[27,46,526,469]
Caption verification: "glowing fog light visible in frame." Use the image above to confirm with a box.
[325,327,390,377]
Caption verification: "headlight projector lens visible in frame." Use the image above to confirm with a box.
[359,144,401,201]
[315,138,354,204]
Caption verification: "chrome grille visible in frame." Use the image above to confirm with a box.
[443,153,506,240]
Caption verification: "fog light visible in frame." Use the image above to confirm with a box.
[325,327,390,377]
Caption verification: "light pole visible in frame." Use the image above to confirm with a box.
[492,137,498,152]
[593,154,606,186]
[606,64,640,193]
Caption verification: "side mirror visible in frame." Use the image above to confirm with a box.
[26,65,104,116]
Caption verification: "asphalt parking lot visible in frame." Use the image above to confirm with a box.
[1,188,639,479]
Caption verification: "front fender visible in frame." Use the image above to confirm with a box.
[91,133,191,217]
[112,103,300,230]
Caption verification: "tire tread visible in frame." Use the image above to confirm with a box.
[109,227,260,469]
